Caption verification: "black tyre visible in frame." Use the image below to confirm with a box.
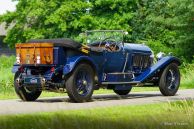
[159,63,180,96]
[113,85,132,95]
[66,63,95,103]
[14,72,42,101]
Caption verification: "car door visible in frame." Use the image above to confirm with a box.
[103,46,126,73]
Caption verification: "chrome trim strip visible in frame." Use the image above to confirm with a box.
[122,53,129,72]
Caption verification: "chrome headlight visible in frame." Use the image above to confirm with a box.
[156,52,165,60]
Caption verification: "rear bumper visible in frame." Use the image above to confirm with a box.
[15,75,46,89]
[15,75,65,90]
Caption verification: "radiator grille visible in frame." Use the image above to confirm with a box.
[132,54,152,69]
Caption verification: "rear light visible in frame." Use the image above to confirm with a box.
[16,54,20,64]
[50,67,55,72]
[36,55,41,64]
[18,66,24,72]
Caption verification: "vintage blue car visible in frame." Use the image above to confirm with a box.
[12,30,181,102]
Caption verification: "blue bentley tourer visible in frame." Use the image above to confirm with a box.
[12,30,181,102]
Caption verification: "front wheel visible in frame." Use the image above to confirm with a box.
[14,72,42,101]
[159,63,180,96]
[66,63,95,103]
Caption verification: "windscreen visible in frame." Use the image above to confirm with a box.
[86,30,124,45]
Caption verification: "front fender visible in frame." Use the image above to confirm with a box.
[135,56,181,82]
[63,56,98,75]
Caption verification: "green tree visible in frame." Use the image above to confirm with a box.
[1,0,90,47]
[132,0,194,61]
[1,0,194,62]
[165,0,194,61]
[131,0,177,54]
[1,0,136,47]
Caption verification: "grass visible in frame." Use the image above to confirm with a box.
[0,55,193,100]
[0,100,193,129]
[180,62,194,89]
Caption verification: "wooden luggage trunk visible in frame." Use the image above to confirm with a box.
[15,43,53,65]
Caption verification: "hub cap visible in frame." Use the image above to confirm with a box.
[166,69,179,90]
[75,70,92,96]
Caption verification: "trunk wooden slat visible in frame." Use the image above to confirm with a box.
[15,43,53,65]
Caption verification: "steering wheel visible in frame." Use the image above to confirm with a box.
[99,37,117,51]
[98,37,114,47]
[105,41,116,51]
[105,42,112,51]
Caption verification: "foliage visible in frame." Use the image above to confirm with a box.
[165,0,194,61]
[0,56,15,96]
[131,0,177,54]
[132,0,194,61]
[181,61,194,89]
[1,0,194,60]
[0,0,136,47]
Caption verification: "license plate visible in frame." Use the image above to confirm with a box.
[24,77,41,84]
[30,78,38,84]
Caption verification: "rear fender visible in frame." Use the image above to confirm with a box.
[63,56,98,75]
[135,56,181,82]
[12,65,21,73]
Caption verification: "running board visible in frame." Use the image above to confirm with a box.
[103,72,134,83]
[102,81,141,85]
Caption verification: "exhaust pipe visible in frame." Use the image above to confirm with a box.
[42,78,46,83]
[16,78,20,84]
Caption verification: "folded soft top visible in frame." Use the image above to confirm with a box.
[28,38,105,53]
[28,38,82,49]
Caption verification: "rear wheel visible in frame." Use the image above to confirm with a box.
[159,63,180,96]
[14,72,42,101]
[113,85,132,95]
[66,63,95,103]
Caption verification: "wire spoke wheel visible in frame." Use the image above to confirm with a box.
[166,69,179,90]
[159,63,180,96]
[66,63,94,103]
[75,70,92,96]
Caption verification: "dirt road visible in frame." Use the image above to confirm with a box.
[0,89,193,115]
